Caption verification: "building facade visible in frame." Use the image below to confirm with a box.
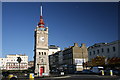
[49,51,61,73]
[62,43,88,72]
[0,58,7,70]
[0,54,28,70]
[48,45,60,55]
[49,43,88,73]
[28,61,34,68]
[88,40,120,61]
[34,6,49,76]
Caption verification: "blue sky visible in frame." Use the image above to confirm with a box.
[2,2,118,61]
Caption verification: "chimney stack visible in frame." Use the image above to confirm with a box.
[74,43,78,47]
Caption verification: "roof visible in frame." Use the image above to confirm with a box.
[49,45,59,49]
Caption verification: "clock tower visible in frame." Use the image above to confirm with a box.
[34,5,49,76]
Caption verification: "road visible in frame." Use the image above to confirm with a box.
[2,74,120,80]
[36,75,120,80]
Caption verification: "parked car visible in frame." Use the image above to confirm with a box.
[104,69,120,75]
[113,70,120,75]
[91,67,104,74]
[82,69,94,74]
[74,71,82,74]
[75,70,94,74]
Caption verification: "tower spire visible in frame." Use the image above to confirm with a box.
[38,4,45,29]
[41,5,42,16]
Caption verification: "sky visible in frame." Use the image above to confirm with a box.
[2,2,119,61]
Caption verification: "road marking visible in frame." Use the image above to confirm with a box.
[52,76,71,79]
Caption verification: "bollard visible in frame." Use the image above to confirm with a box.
[110,70,113,76]
[10,77,17,80]
[8,74,13,80]
[29,73,34,79]
[101,70,104,75]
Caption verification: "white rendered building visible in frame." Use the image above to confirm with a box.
[0,58,7,70]
[88,40,120,61]
[48,45,60,55]
[0,54,28,70]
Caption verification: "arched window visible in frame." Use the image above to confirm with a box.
[44,52,46,55]
[113,47,115,52]
[101,48,104,53]
[39,52,41,55]
[97,49,99,54]
[107,48,110,53]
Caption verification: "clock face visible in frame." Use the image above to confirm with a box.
[40,37,45,42]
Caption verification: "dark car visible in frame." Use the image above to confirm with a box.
[74,71,82,74]
[112,70,120,75]
[75,70,94,74]
[2,71,10,78]
[82,70,94,74]
[104,69,120,75]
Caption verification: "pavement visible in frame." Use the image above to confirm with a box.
[1,74,120,80]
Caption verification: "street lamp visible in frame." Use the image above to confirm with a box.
[41,58,44,76]
[17,57,22,79]
[17,57,22,71]
[37,63,39,77]
[38,57,44,77]
[81,48,84,69]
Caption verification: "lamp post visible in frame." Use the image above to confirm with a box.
[38,57,44,77]
[17,57,22,71]
[37,57,41,77]
[81,48,84,69]
[41,58,44,76]
[17,57,22,79]
[37,63,39,77]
